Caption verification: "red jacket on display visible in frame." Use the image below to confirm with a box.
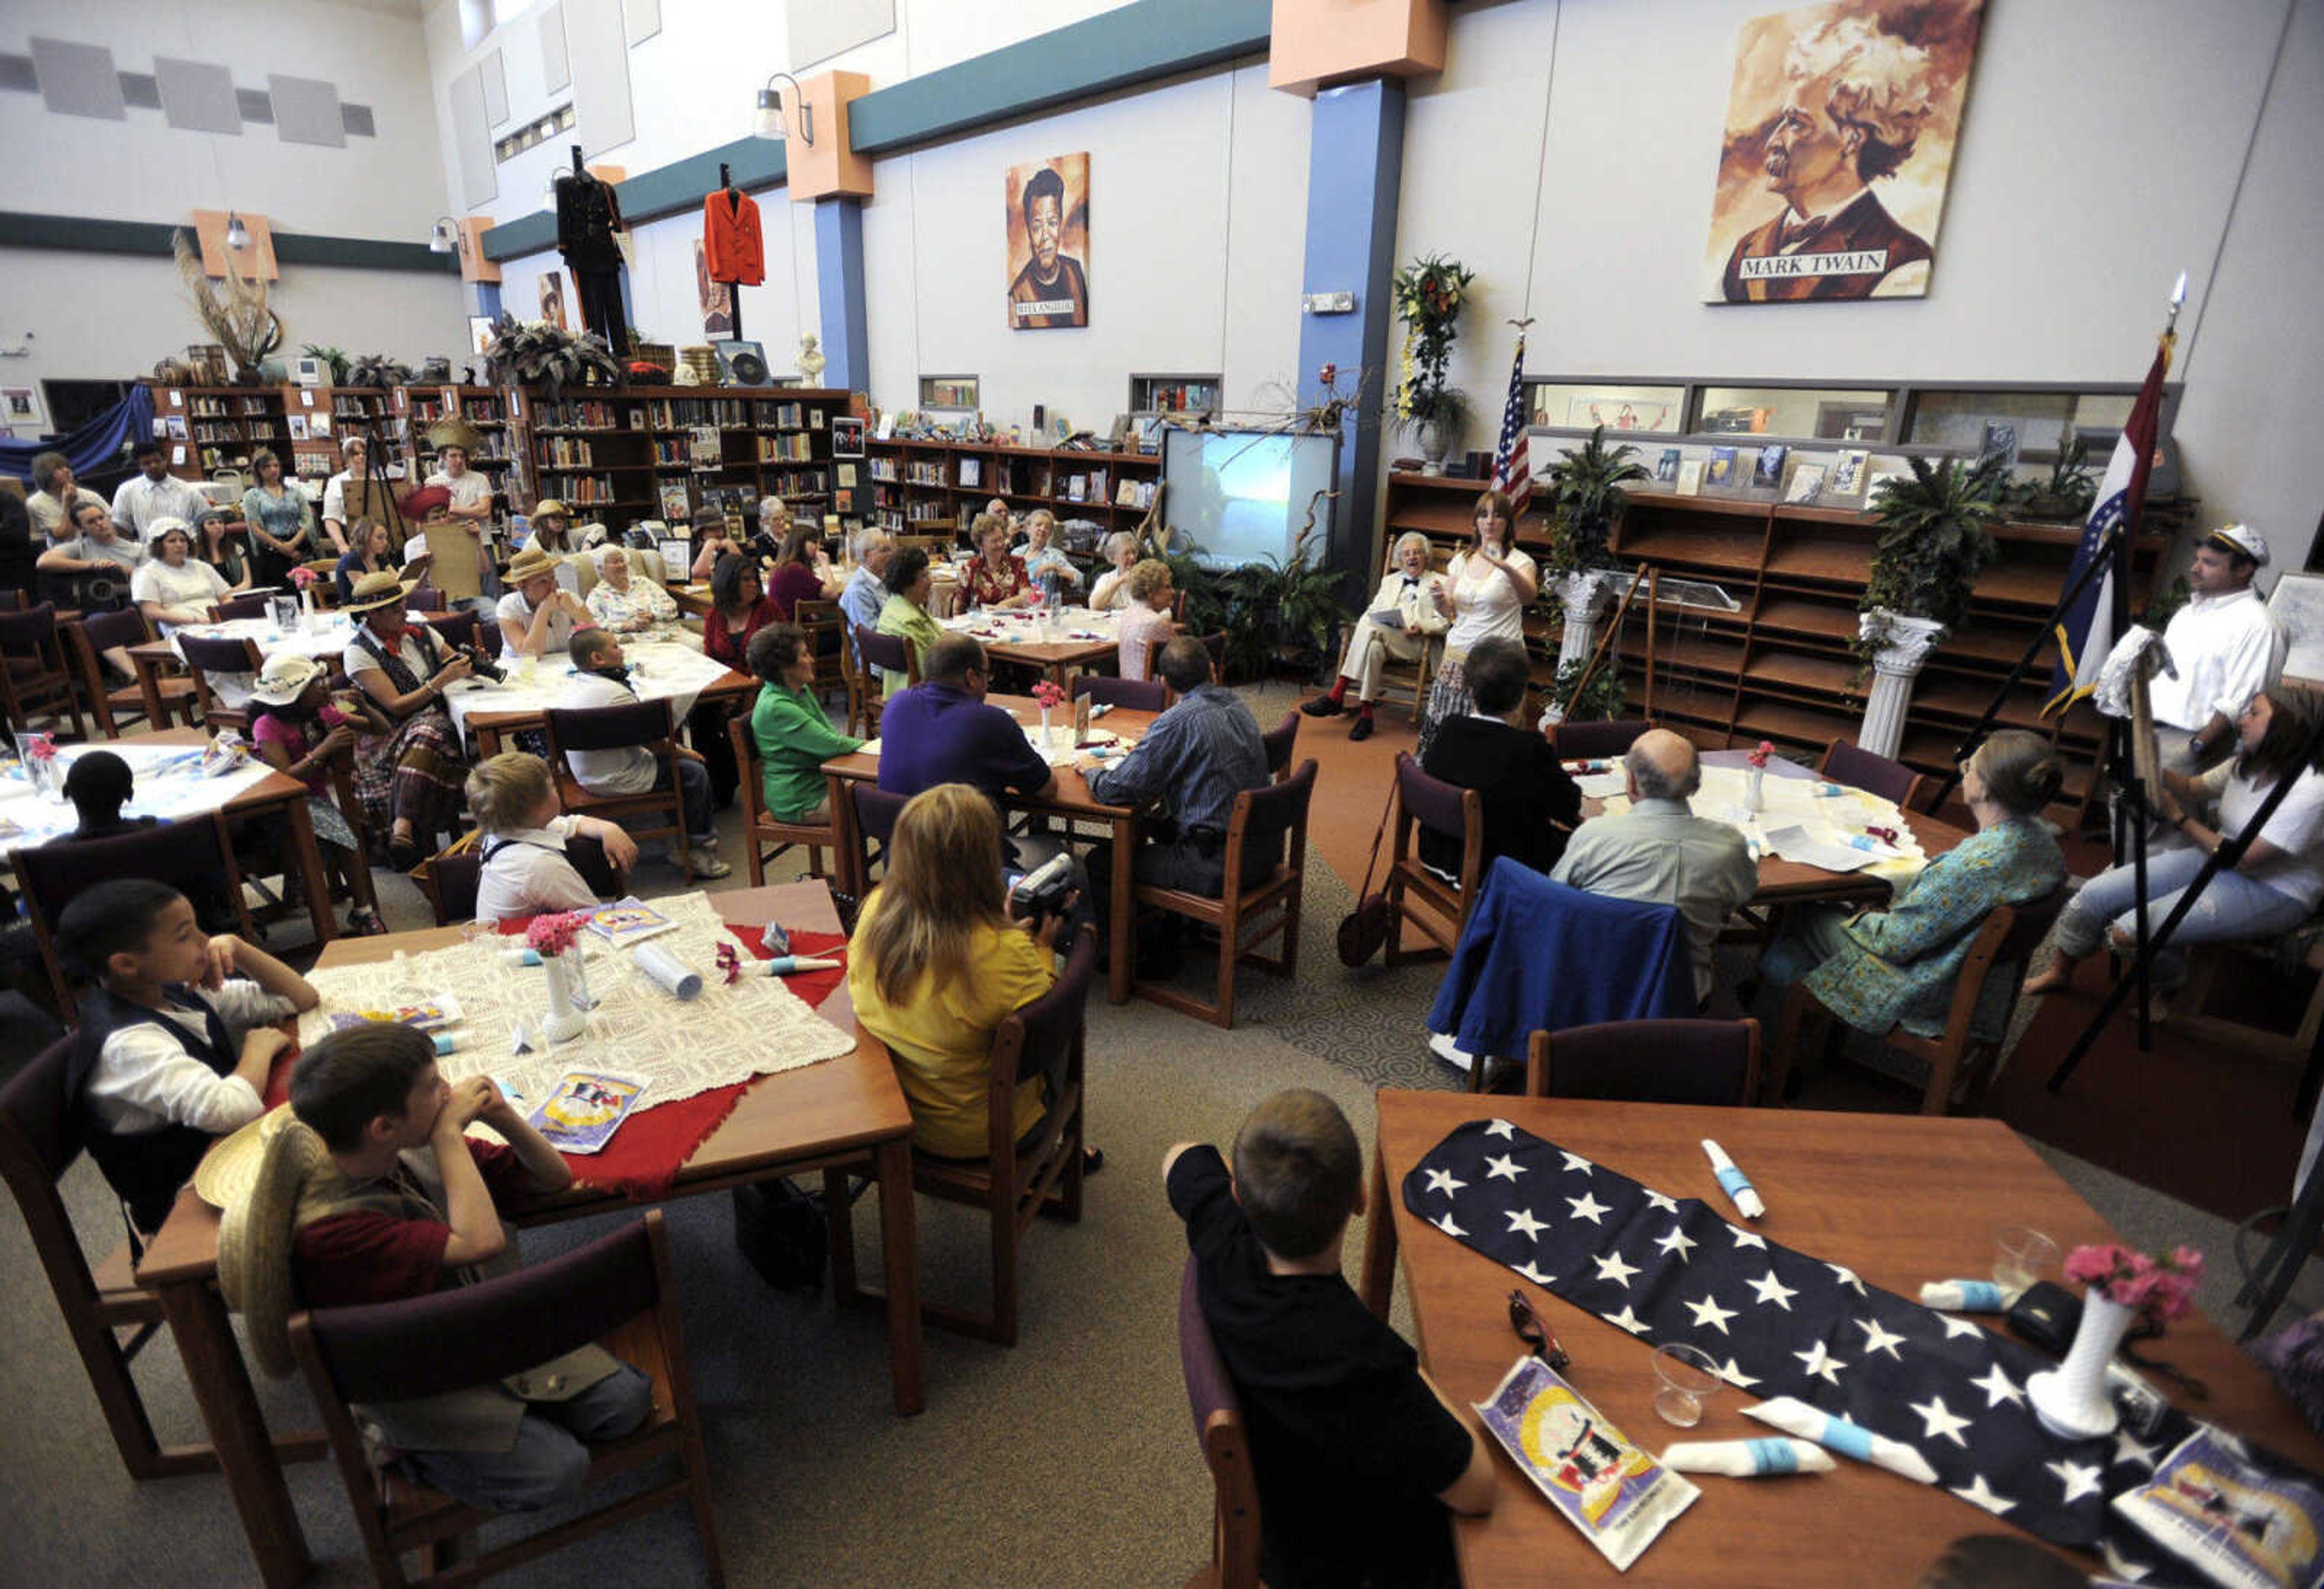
[703,191,766,287]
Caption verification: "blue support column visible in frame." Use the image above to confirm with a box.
[814,197,870,394]
[473,282,502,319]
[1296,77,1406,592]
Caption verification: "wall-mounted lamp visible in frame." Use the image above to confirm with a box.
[752,71,815,145]
[428,217,465,257]
[224,211,251,249]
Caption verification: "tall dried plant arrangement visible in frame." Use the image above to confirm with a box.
[173,229,284,379]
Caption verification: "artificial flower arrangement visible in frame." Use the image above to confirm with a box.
[524,909,591,958]
[23,732,56,764]
[287,565,316,591]
[1747,739,1776,770]
[1031,681,1066,712]
[2064,1242,2204,1322]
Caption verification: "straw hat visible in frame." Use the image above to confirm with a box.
[341,569,416,615]
[211,1109,327,1378]
[531,499,570,521]
[504,545,560,585]
[248,652,324,707]
[424,415,488,457]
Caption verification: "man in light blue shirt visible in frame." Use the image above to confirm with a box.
[839,528,893,661]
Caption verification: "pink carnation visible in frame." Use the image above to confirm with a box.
[2063,1243,2125,1286]
[288,565,316,590]
[1747,739,1775,770]
[2065,1240,2204,1322]
[1031,681,1065,710]
[524,910,588,956]
[24,732,56,763]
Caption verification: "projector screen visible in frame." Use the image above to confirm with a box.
[1160,429,1341,570]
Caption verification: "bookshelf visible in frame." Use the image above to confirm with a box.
[1380,471,1558,680]
[148,385,300,482]
[863,437,1162,546]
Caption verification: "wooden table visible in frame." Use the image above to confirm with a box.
[462,661,757,759]
[134,881,922,1589]
[821,693,1153,1004]
[1359,1090,2324,1587]
[947,613,1121,692]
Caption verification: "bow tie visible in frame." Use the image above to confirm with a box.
[1776,213,1829,252]
[1402,576,1422,589]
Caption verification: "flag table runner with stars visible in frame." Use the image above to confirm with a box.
[1403,1118,2323,1582]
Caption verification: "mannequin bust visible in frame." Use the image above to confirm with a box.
[799,334,825,385]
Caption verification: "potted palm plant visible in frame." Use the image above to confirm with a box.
[1853,454,2003,756]
[1391,254,1475,473]
[1543,425,1650,669]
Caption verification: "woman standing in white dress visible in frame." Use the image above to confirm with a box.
[1417,490,1537,759]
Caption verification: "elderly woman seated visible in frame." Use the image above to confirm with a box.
[583,544,679,632]
[2028,686,2324,998]
[1759,729,2067,1056]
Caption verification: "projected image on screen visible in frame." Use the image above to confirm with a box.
[1161,430,1340,570]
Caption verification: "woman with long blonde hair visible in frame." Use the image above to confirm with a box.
[847,784,1068,1159]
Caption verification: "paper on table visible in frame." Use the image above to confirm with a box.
[1761,824,1886,873]
[1575,772,1629,799]
[855,738,881,758]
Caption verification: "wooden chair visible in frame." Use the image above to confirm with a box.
[2168,928,2324,1105]
[1070,673,1166,713]
[215,592,274,622]
[0,602,88,739]
[1525,1019,1762,1104]
[1769,883,2068,1114]
[71,608,197,736]
[1821,738,1928,813]
[1546,718,1652,760]
[407,585,449,614]
[174,632,263,735]
[0,1038,325,1481]
[836,624,878,738]
[844,782,910,899]
[298,558,341,605]
[896,934,1094,1346]
[541,699,692,873]
[1261,709,1298,782]
[419,609,480,654]
[1178,1256,1261,1589]
[1373,636,1440,723]
[1143,629,1227,686]
[726,715,832,884]
[1134,759,1318,1029]
[1385,752,1482,967]
[288,1210,725,1589]
[13,813,257,1014]
[795,598,849,712]
[853,625,920,731]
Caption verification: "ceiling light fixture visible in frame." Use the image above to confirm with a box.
[752,71,814,145]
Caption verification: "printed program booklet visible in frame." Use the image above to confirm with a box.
[1474,1355,1698,1570]
[327,994,464,1032]
[582,897,681,949]
[527,1070,651,1155]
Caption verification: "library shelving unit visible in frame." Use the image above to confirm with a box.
[1596,489,2178,820]
[323,385,417,483]
[410,385,521,508]
[148,385,300,482]
[864,437,1161,546]
[1379,471,1558,681]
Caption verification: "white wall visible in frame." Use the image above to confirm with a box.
[1400,0,2321,560]
[860,59,1310,434]
[1,0,470,400]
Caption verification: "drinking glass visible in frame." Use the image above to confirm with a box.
[1994,1227,2059,1299]
[1652,1343,1723,1428]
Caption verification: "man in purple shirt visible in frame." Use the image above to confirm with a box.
[876,635,1057,808]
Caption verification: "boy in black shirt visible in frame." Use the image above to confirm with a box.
[1165,1090,1494,1588]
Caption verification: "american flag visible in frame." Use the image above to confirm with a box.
[1490,333,1532,518]
[1405,1118,2282,1581]
[2044,332,2173,716]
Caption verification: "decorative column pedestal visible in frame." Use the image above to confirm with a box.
[1555,571,1620,672]
[1856,609,1949,760]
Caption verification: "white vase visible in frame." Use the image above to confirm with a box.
[2028,1292,2134,1440]
[1039,706,1054,748]
[300,587,318,632]
[1745,767,1766,813]
[1417,418,1457,476]
[541,953,587,1043]
[565,940,596,1010]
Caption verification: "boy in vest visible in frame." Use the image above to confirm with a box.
[59,878,319,1234]
[219,1023,651,1512]
[1165,1090,1496,1588]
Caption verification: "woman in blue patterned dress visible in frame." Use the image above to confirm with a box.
[1759,729,2066,1045]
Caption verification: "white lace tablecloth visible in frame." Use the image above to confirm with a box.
[0,740,280,857]
[442,640,737,742]
[295,893,855,1108]
[167,610,430,667]
[1595,758,1928,887]
[940,606,1120,646]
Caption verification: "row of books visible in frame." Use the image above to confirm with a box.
[756,434,816,462]
[536,399,622,429]
[537,438,600,467]
[647,398,750,428]
[536,473,621,505]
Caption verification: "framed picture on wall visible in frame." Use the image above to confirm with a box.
[0,386,39,433]
[468,316,496,357]
[832,416,866,459]
[1005,152,1089,329]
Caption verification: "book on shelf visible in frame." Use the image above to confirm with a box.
[959,457,982,488]
[658,480,691,519]
[1783,461,1827,503]
[1675,460,1706,497]
[1707,447,1738,488]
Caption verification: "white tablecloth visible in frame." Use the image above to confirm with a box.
[294,893,855,1108]
[0,740,280,857]
[442,639,737,742]
[940,606,1119,646]
[168,611,430,667]
[1591,754,1928,887]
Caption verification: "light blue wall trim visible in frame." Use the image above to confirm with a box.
[815,197,869,395]
[1296,79,1407,591]
[0,210,458,273]
[482,142,788,262]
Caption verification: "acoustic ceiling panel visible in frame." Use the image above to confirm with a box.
[117,71,160,110]
[156,57,241,135]
[540,3,570,92]
[787,0,894,70]
[237,87,275,123]
[270,75,345,148]
[623,0,661,47]
[566,0,635,159]
[450,64,496,208]
[30,37,124,120]
[481,48,508,125]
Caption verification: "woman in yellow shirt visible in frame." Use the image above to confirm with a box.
[847,783,1069,1158]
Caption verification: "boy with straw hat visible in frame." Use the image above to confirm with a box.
[214,1023,651,1510]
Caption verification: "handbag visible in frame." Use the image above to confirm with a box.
[1336,781,1402,968]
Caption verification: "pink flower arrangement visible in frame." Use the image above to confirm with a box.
[524,909,589,957]
[2064,1242,2204,1323]
[1031,681,1065,711]
[288,565,316,591]
[1747,739,1776,770]
[24,732,55,763]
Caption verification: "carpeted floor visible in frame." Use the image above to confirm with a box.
[8,684,2323,1587]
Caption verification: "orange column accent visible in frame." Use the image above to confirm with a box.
[458,217,502,283]
[785,70,875,202]
[1268,0,1447,97]
[191,210,279,280]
